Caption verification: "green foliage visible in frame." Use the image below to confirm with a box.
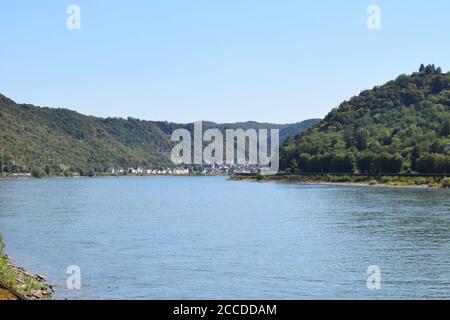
[0,234,43,296]
[256,173,269,181]
[280,65,450,174]
[441,177,450,188]
[30,166,45,178]
[0,234,4,256]
[0,234,17,291]
[416,154,450,173]
[0,94,318,175]
[88,168,96,177]
[415,177,428,185]
[0,94,175,174]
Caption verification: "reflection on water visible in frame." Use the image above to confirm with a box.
[0,177,449,299]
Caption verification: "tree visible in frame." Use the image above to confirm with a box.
[432,76,448,94]
[411,146,422,170]
[341,154,356,173]
[88,168,96,177]
[417,154,450,173]
[441,119,450,137]
[279,65,450,174]
[343,127,354,148]
[373,153,403,173]
[357,152,375,174]
[425,64,436,74]
[45,165,51,176]
[298,153,311,172]
[355,128,369,151]
[30,166,45,178]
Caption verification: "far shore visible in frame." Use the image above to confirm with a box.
[273,180,432,189]
[0,173,227,180]
[230,174,450,189]
[2,173,450,189]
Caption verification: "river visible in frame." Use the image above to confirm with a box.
[0,176,449,299]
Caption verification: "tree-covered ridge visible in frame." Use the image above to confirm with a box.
[0,94,318,176]
[0,95,175,176]
[202,119,320,143]
[280,65,450,174]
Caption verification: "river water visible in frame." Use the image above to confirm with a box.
[0,176,449,299]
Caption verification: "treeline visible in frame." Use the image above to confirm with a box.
[280,65,450,174]
[0,153,96,178]
[290,152,450,174]
[291,152,404,174]
[416,153,450,173]
[0,93,318,176]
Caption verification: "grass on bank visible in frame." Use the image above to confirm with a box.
[0,234,42,297]
[233,174,450,188]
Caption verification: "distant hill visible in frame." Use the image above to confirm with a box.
[202,120,320,143]
[280,64,450,174]
[0,94,318,176]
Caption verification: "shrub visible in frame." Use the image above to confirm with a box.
[330,176,352,183]
[415,177,428,185]
[441,177,450,188]
[30,166,45,178]
[381,176,394,183]
[369,180,378,185]
[256,173,269,182]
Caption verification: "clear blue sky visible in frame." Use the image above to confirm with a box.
[1,0,449,123]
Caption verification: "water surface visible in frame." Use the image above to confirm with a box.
[0,176,449,299]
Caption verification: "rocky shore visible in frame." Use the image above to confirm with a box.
[0,255,54,300]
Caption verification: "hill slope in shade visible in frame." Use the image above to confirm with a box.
[280,65,450,174]
[0,94,319,175]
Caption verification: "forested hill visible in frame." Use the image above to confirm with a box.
[280,65,450,174]
[202,119,320,143]
[0,94,318,176]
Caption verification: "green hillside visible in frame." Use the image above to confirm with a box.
[280,65,450,174]
[203,120,320,143]
[0,94,176,176]
[0,94,318,176]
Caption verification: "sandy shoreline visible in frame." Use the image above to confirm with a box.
[275,180,433,189]
[230,176,449,189]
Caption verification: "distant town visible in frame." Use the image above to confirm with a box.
[0,163,264,179]
[102,163,262,176]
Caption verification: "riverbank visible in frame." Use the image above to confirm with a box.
[230,174,450,189]
[0,173,225,180]
[0,237,54,300]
